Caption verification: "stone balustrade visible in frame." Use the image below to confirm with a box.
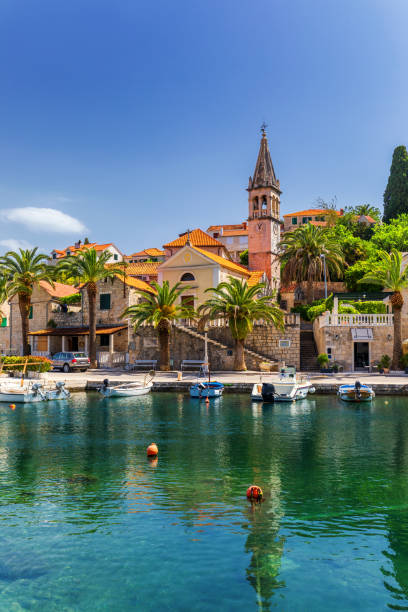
[320,313,394,327]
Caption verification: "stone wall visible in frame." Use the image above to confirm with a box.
[130,316,300,371]
[281,281,346,310]
[0,327,10,352]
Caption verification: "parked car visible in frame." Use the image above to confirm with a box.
[52,352,90,373]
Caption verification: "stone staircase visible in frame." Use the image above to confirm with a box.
[175,324,277,369]
[300,330,318,371]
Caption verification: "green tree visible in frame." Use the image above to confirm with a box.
[280,224,344,303]
[0,248,55,355]
[57,249,124,368]
[326,224,369,266]
[359,250,408,369]
[0,275,9,318]
[384,146,408,222]
[198,277,283,371]
[239,249,248,266]
[350,203,382,220]
[371,214,408,252]
[122,281,194,371]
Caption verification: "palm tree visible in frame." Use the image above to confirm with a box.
[359,250,408,369]
[0,275,9,318]
[198,277,284,371]
[279,223,344,303]
[0,248,55,355]
[57,249,124,368]
[122,281,194,371]
[352,203,381,220]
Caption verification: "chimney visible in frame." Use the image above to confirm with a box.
[75,240,82,249]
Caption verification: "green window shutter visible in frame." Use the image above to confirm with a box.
[291,217,297,225]
[113,254,118,260]
[29,306,33,319]
[1,317,7,327]
[100,294,111,310]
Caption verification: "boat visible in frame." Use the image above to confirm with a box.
[45,381,71,401]
[251,366,316,403]
[190,381,224,398]
[98,371,154,398]
[0,381,47,403]
[337,381,374,402]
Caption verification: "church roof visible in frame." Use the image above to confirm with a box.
[163,228,223,248]
[250,130,279,190]
[191,246,251,277]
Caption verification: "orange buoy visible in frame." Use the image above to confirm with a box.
[9,404,16,410]
[246,485,263,501]
[147,443,158,457]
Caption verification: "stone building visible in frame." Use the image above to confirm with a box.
[50,241,124,264]
[206,223,248,263]
[125,248,165,263]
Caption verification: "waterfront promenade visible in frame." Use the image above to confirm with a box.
[7,369,408,395]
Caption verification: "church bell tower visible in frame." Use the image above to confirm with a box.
[247,127,281,288]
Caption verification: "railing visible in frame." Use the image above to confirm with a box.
[175,313,300,329]
[320,313,394,327]
[97,351,129,367]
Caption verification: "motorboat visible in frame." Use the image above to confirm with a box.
[45,381,71,401]
[0,381,47,403]
[190,381,224,398]
[338,381,374,402]
[98,371,154,398]
[251,366,316,403]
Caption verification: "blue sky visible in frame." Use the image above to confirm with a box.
[0,0,407,255]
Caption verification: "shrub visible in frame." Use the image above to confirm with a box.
[290,304,311,320]
[317,353,329,367]
[0,356,52,373]
[59,293,81,305]
[379,354,391,369]
[47,319,57,328]
[338,304,359,315]
[401,353,408,367]
[353,301,387,314]
[308,303,328,321]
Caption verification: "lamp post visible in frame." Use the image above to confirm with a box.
[320,253,327,299]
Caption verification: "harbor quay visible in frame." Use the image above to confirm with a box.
[10,368,408,395]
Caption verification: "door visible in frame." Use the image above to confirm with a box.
[354,342,369,370]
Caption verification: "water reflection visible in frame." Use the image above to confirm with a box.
[1,394,408,609]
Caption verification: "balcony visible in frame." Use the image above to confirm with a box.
[320,313,393,327]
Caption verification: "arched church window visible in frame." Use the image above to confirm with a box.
[253,197,259,210]
[262,197,267,209]
[181,272,195,281]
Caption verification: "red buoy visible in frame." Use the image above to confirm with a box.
[147,443,158,457]
[9,404,16,410]
[246,485,263,501]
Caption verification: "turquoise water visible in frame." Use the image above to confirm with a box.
[1,393,408,610]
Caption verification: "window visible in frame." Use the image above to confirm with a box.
[1,317,7,327]
[302,217,312,224]
[99,294,111,310]
[52,253,57,259]
[253,197,259,210]
[180,272,195,281]
[315,216,325,221]
[327,347,333,360]
[280,300,288,310]
[113,254,118,260]
[99,334,109,347]
[262,197,267,209]
[291,218,297,225]
[29,306,33,319]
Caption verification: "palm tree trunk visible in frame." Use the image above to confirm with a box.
[392,305,402,370]
[87,283,97,368]
[234,338,247,371]
[306,279,313,304]
[158,321,171,371]
[18,293,31,356]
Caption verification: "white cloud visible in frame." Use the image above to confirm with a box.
[0,207,87,234]
[0,239,32,252]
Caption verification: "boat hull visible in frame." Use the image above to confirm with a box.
[190,382,224,398]
[251,382,314,402]
[338,385,374,402]
[0,391,45,403]
[100,382,153,398]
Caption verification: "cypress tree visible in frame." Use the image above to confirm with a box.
[384,145,408,222]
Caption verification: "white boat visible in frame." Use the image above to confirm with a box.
[190,381,224,398]
[45,381,71,401]
[98,372,154,398]
[338,381,374,402]
[251,367,316,403]
[0,381,47,403]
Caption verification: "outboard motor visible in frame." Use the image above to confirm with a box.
[354,380,362,400]
[103,379,110,389]
[261,383,276,403]
[56,381,70,398]
[31,383,46,400]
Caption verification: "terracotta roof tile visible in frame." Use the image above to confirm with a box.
[283,209,340,218]
[126,248,165,258]
[39,281,79,299]
[126,262,160,276]
[191,246,251,277]
[114,274,156,293]
[207,223,247,232]
[247,271,265,286]
[221,229,248,237]
[163,229,223,248]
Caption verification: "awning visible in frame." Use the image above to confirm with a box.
[29,325,128,337]
[351,328,373,341]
